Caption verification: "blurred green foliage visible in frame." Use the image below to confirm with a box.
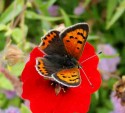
[0,0,125,113]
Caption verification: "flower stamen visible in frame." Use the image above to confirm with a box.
[62,87,66,93]
[50,81,68,95]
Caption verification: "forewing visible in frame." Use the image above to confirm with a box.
[39,30,67,56]
[52,68,81,87]
[60,23,89,60]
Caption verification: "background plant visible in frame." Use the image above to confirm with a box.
[0,0,125,113]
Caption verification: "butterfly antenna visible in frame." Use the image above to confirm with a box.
[79,51,102,87]
[81,51,102,64]
[80,67,93,87]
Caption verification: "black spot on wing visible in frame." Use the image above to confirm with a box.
[62,76,66,78]
[38,61,40,65]
[70,36,74,39]
[72,75,77,77]
[77,41,82,44]
[47,34,50,37]
[42,42,45,46]
[37,66,40,69]
[48,40,51,43]
[51,32,54,35]
[44,37,47,40]
[77,32,86,39]
[66,40,70,42]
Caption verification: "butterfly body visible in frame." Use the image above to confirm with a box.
[45,55,78,69]
[36,23,89,87]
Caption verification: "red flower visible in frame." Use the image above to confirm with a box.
[21,42,101,113]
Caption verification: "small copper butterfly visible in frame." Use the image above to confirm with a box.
[35,23,89,87]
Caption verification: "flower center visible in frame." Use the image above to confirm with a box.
[50,81,68,95]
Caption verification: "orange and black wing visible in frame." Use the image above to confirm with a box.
[35,57,60,78]
[60,23,89,60]
[52,68,81,87]
[39,30,67,56]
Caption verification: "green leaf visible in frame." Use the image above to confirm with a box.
[25,10,63,21]
[0,32,6,50]
[46,0,57,8]
[35,0,56,14]
[84,0,91,8]
[107,79,117,90]
[25,11,41,19]
[0,73,13,90]
[106,0,125,29]
[57,0,78,14]
[0,93,7,108]
[42,21,51,30]
[23,42,31,51]
[0,0,4,13]
[0,24,7,31]
[12,28,23,43]
[89,92,99,113]
[88,35,100,40]
[23,24,28,38]
[0,0,24,24]
[97,107,111,113]
[60,8,72,26]
[90,5,100,20]
[8,97,21,107]
[20,104,31,113]
[9,62,25,76]
[104,99,113,110]
[106,0,118,21]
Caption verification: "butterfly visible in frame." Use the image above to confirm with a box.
[35,23,89,87]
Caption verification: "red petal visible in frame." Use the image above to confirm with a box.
[79,42,101,94]
[21,42,101,113]
[21,47,44,82]
[22,62,91,113]
[30,91,91,113]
